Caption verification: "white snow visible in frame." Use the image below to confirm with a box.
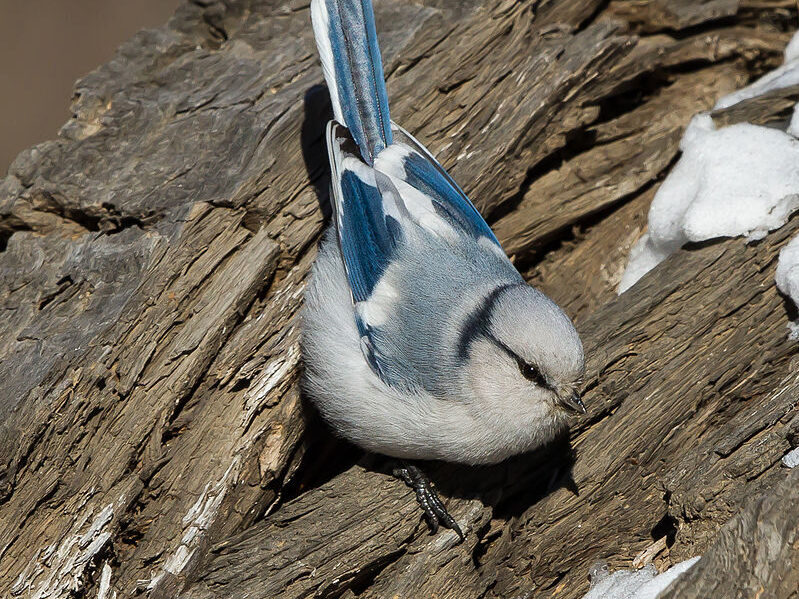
[783,446,799,468]
[788,104,799,138]
[715,30,799,110]
[618,115,799,292]
[776,232,799,338]
[583,557,701,599]
[776,235,799,303]
[785,30,799,63]
[619,30,799,296]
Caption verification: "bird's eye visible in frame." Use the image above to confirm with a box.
[517,359,546,387]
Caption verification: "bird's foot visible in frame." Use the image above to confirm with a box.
[393,462,464,541]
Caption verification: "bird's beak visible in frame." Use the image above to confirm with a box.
[557,389,586,414]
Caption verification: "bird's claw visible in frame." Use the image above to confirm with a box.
[393,463,464,541]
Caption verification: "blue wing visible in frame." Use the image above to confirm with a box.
[327,123,409,384]
[312,0,497,246]
[327,120,509,390]
[327,122,404,304]
[374,122,503,249]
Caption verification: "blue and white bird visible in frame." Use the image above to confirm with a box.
[302,0,585,538]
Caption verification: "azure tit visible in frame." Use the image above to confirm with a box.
[302,0,586,538]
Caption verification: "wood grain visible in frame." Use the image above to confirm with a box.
[0,1,797,597]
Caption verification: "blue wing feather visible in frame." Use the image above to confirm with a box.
[327,122,401,304]
[375,122,504,248]
[327,123,409,385]
[402,151,501,245]
[338,169,395,301]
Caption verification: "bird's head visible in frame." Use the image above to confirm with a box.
[459,283,585,422]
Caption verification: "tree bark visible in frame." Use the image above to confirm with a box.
[0,1,797,598]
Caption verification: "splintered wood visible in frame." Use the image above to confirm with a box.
[0,1,797,598]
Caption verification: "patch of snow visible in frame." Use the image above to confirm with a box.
[583,557,701,599]
[715,31,799,110]
[618,232,677,295]
[783,30,799,64]
[633,557,701,599]
[788,104,799,138]
[619,114,799,292]
[782,446,799,468]
[776,235,799,303]
[585,564,657,599]
[776,235,799,336]
[621,31,799,300]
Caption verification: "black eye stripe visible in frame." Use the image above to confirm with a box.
[485,333,551,389]
[455,282,524,361]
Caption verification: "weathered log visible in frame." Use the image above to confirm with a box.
[662,468,799,598]
[177,216,799,599]
[0,1,796,598]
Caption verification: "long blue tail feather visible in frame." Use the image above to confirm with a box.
[311,0,393,164]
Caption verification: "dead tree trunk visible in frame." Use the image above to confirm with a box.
[0,1,797,598]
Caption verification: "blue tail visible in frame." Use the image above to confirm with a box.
[311,0,393,164]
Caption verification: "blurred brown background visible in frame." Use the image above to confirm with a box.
[0,0,179,173]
